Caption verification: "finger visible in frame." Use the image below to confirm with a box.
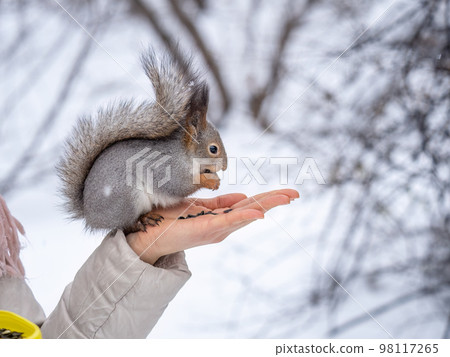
[192,193,248,210]
[212,219,258,242]
[213,194,291,214]
[207,208,264,231]
[209,195,289,235]
[231,189,299,209]
[283,188,300,199]
[230,220,257,232]
[213,195,292,238]
[155,211,253,244]
[236,194,291,213]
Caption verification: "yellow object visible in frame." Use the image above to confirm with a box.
[0,310,42,339]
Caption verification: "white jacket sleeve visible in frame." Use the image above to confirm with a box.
[0,276,46,326]
[40,230,191,338]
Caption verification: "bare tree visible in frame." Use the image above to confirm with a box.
[1,0,449,338]
[243,0,450,337]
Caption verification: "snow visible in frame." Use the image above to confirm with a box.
[1,0,447,339]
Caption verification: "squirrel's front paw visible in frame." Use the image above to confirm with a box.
[200,173,220,190]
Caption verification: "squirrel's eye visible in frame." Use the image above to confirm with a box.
[209,145,218,154]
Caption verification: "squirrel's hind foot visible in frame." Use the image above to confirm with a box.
[124,212,164,234]
[140,212,164,228]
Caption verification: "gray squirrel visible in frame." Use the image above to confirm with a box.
[57,49,228,234]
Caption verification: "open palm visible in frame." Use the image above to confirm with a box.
[126,189,299,264]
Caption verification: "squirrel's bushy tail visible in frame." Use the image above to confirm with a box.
[57,48,201,220]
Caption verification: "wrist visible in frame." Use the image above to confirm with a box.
[125,231,162,265]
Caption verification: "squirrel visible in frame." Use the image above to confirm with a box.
[57,49,228,234]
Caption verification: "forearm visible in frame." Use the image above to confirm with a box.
[41,230,191,338]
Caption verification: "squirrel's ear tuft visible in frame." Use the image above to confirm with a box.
[189,81,209,130]
[140,45,201,127]
[183,81,209,149]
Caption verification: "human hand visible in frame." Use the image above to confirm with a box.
[126,189,299,265]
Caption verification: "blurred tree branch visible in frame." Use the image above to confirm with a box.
[0,26,97,196]
[1,0,449,338]
[130,0,186,66]
[168,0,231,115]
[329,285,442,337]
[249,0,317,128]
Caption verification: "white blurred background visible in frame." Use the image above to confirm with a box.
[1,0,449,338]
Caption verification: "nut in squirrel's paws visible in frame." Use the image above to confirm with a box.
[200,172,220,190]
